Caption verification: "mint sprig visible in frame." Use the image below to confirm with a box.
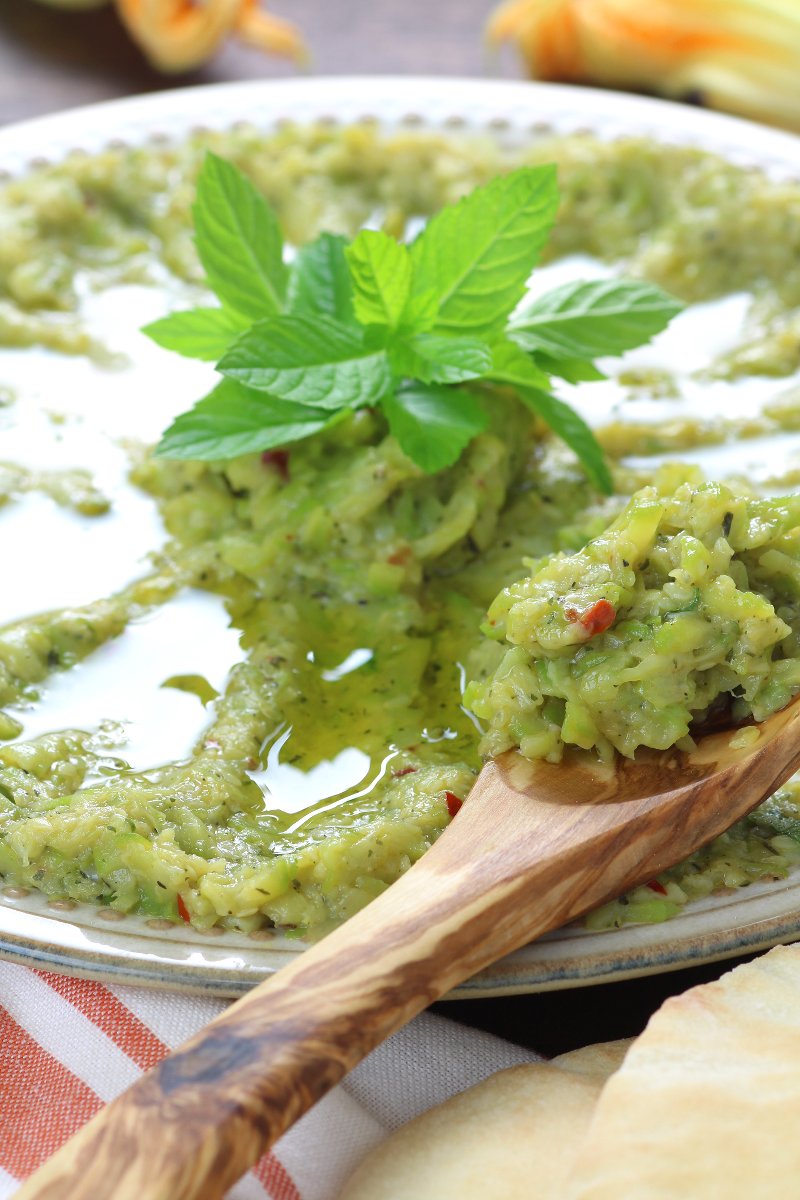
[486,339,612,494]
[384,382,488,473]
[407,165,559,336]
[192,151,287,320]
[146,151,685,492]
[143,306,248,361]
[156,379,329,461]
[345,230,414,329]
[508,278,683,359]
[286,233,355,324]
[388,333,492,385]
[217,315,392,409]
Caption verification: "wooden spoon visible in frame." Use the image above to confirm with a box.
[17,699,800,1200]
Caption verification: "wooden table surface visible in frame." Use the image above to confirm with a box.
[0,0,760,1054]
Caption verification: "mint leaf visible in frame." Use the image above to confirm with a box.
[389,333,492,384]
[408,166,559,337]
[486,338,552,392]
[488,340,611,494]
[155,379,327,461]
[142,307,248,361]
[533,353,607,384]
[218,314,392,410]
[510,278,683,359]
[345,230,412,329]
[193,152,287,321]
[520,387,612,494]
[287,233,355,324]
[384,382,488,472]
[400,287,439,332]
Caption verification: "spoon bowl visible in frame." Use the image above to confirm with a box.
[17,696,800,1200]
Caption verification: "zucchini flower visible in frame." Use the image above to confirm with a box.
[31,0,307,72]
[487,0,800,132]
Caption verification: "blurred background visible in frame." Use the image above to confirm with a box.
[0,1,511,126]
[2,0,799,134]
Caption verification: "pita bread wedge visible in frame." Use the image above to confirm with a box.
[566,944,800,1199]
[338,1040,631,1200]
[552,1039,633,1078]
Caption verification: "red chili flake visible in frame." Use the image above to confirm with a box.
[392,766,418,777]
[581,599,616,635]
[387,546,412,566]
[646,879,667,896]
[565,599,616,637]
[177,894,191,924]
[261,448,290,482]
[445,791,463,818]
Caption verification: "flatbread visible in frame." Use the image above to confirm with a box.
[552,1039,634,1078]
[338,1040,631,1200]
[565,944,800,1198]
[341,946,800,1200]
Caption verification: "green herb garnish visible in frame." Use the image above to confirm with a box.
[144,151,683,493]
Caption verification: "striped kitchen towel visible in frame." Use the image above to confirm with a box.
[0,962,538,1199]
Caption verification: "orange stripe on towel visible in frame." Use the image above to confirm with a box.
[35,972,167,1072]
[21,970,302,1200]
[0,1007,103,1180]
[253,1152,303,1200]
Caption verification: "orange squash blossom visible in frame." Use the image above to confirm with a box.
[31,0,306,72]
[487,0,800,132]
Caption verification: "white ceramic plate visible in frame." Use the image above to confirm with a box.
[2,76,800,999]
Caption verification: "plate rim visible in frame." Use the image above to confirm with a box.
[2,74,800,998]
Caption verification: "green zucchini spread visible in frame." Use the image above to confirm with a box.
[2,125,800,935]
[467,482,800,763]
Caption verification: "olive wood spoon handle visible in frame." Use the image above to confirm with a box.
[16,699,800,1200]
